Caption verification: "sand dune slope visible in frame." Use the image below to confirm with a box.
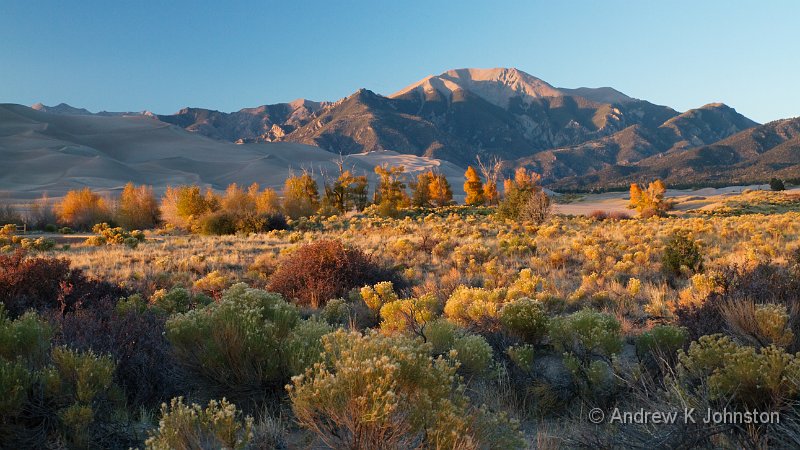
[0,104,466,200]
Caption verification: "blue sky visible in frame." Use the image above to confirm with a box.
[1,0,797,123]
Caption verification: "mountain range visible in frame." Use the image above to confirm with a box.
[8,67,800,192]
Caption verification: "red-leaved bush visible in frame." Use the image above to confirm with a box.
[267,240,400,308]
[0,249,127,317]
[589,210,631,221]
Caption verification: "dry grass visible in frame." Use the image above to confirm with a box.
[36,210,800,320]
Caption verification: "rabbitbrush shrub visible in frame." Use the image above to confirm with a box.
[549,308,623,361]
[549,309,623,400]
[149,287,213,315]
[500,297,549,344]
[451,333,494,375]
[379,293,439,333]
[0,307,124,448]
[145,397,253,450]
[636,324,688,364]
[443,285,504,330]
[287,330,524,450]
[166,283,331,397]
[678,334,800,410]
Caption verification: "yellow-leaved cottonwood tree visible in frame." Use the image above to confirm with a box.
[464,166,486,206]
[629,179,669,217]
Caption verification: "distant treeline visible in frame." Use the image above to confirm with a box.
[1,161,553,233]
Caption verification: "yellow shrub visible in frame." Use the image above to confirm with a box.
[444,286,503,328]
[379,294,439,333]
[360,281,398,312]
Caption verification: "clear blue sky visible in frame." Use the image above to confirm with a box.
[1,0,797,123]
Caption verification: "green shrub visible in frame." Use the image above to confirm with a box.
[87,223,144,248]
[283,318,333,376]
[678,334,800,409]
[549,309,622,402]
[166,283,329,396]
[497,171,551,223]
[770,178,786,191]
[234,212,288,234]
[321,295,376,329]
[200,211,237,235]
[149,287,212,315]
[500,297,549,344]
[0,309,52,365]
[145,397,254,450]
[287,330,523,449]
[0,307,122,448]
[422,318,458,355]
[0,359,32,418]
[452,333,493,375]
[636,324,688,363]
[123,236,139,248]
[114,293,149,316]
[320,297,351,325]
[549,309,622,362]
[662,232,703,277]
[506,344,535,371]
[49,346,117,445]
[20,237,56,251]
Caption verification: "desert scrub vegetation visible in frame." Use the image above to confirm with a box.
[0,224,56,252]
[11,177,800,446]
[0,307,128,448]
[165,283,331,401]
[287,329,523,449]
[267,239,400,308]
[693,188,800,215]
[144,397,254,450]
[85,222,146,248]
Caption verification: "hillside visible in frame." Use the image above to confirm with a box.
[155,99,329,143]
[550,117,800,189]
[522,103,758,183]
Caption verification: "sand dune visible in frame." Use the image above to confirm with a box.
[0,104,467,201]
